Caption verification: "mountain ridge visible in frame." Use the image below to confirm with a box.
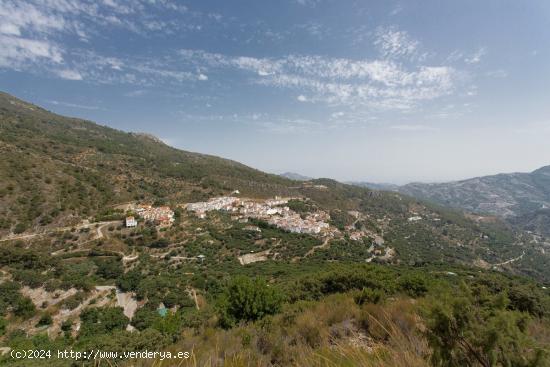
[353,166,550,237]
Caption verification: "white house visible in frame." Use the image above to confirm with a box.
[125,216,137,227]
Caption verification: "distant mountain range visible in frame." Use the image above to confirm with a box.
[353,167,550,236]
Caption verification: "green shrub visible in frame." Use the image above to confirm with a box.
[13,222,27,234]
[217,276,283,328]
[95,258,123,279]
[398,273,429,297]
[424,283,547,367]
[61,319,73,332]
[36,314,52,327]
[80,307,129,336]
[132,308,159,331]
[13,297,35,319]
[353,288,385,305]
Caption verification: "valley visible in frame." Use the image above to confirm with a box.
[0,93,549,366]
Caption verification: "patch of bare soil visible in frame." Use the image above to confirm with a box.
[238,249,271,265]
[21,286,78,309]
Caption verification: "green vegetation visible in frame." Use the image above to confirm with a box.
[425,283,546,367]
[1,92,550,366]
[217,276,283,328]
[79,307,129,337]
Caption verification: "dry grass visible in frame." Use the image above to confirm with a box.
[126,294,430,367]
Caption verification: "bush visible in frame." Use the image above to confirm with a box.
[424,283,547,367]
[117,269,141,292]
[353,288,385,305]
[61,319,73,332]
[13,223,27,234]
[398,273,429,298]
[507,285,546,317]
[80,307,129,336]
[36,314,52,327]
[95,258,123,279]
[13,297,35,319]
[217,276,283,328]
[132,308,159,331]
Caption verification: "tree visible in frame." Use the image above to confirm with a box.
[116,269,141,292]
[95,258,123,279]
[14,297,35,319]
[80,307,129,336]
[131,307,158,331]
[217,276,283,328]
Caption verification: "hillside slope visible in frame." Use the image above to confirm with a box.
[0,93,549,366]
[1,91,548,282]
[0,92,297,234]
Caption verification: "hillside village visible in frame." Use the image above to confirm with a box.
[186,196,335,236]
[0,192,397,341]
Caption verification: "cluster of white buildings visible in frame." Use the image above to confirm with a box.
[267,212,330,234]
[240,201,287,218]
[135,205,175,226]
[186,196,333,235]
[186,197,240,218]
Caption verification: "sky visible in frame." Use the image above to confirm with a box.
[1,0,549,184]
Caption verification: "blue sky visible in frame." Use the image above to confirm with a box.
[1,0,549,183]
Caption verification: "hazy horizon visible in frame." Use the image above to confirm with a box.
[1,0,549,183]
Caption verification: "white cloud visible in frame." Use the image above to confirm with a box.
[0,35,63,68]
[57,69,82,80]
[198,73,208,81]
[389,4,404,16]
[465,47,486,64]
[0,23,21,36]
[178,49,461,111]
[0,0,224,80]
[374,26,419,59]
[0,1,68,35]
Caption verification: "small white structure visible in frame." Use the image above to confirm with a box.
[125,216,137,228]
